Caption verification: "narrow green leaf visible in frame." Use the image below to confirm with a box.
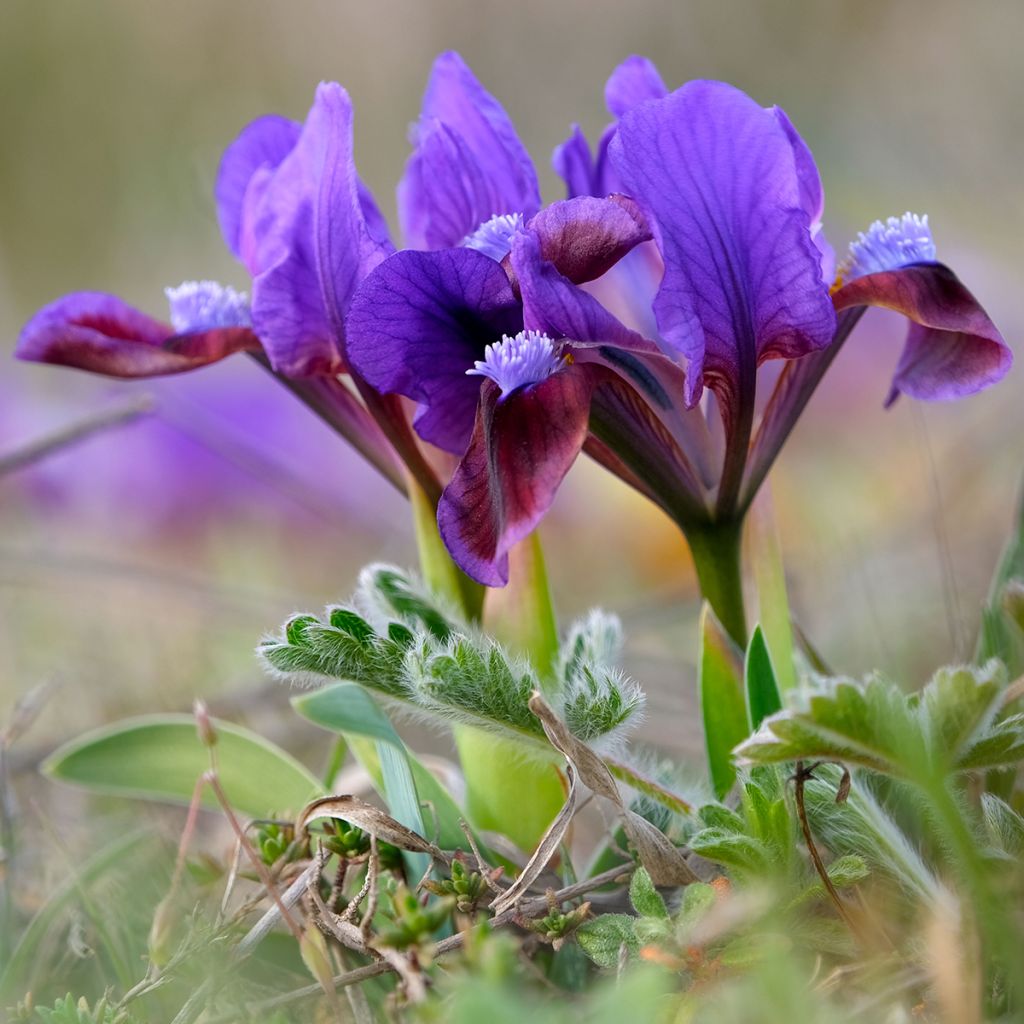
[745,624,783,729]
[749,487,797,692]
[43,716,322,818]
[292,683,468,851]
[698,603,749,798]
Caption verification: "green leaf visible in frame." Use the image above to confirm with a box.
[975,472,1024,674]
[749,487,797,692]
[628,867,669,920]
[43,715,322,817]
[576,914,639,968]
[745,625,782,729]
[736,674,918,777]
[698,603,749,798]
[292,683,468,851]
[738,662,1017,783]
[688,828,772,875]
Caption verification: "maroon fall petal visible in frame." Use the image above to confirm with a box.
[832,262,1012,404]
[437,371,597,586]
[523,195,652,285]
[16,292,260,378]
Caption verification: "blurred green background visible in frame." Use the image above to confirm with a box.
[1,0,1021,763]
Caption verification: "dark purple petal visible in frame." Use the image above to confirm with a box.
[511,230,652,352]
[16,292,259,378]
[346,248,522,454]
[833,262,1012,404]
[511,231,717,489]
[604,55,668,118]
[438,372,596,586]
[552,124,599,199]
[215,114,300,261]
[249,83,391,377]
[609,81,837,411]
[522,195,652,286]
[398,51,540,249]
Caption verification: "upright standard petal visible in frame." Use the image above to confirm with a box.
[17,292,258,378]
[609,81,836,411]
[833,263,1011,404]
[398,51,540,249]
[249,83,391,377]
[604,55,668,118]
[215,114,300,260]
[345,247,523,454]
[437,372,596,586]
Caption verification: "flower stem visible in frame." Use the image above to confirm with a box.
[686,520,748,648]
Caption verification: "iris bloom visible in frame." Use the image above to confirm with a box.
[348,60,1011,642]
[16,83,415,496]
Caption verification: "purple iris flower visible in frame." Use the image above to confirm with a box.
[349,62,1010,614]
[15,83,415,496]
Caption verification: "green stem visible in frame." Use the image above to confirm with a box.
[459,532,565,850]
[686,520,748,648]
[407,473,483,622]
[482,532,559,682]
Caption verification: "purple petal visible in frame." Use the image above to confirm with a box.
[345,248,522,454]
[398,51,540,249]
[438,371,596,586]
[397,122,494,250]
[215,114,300,261]
[609,80,836,409]
[605,55,668,118]
[249,83,391,377]
[16,292,258,378]
[511,230,652,352]
[832,262,1012,404]
[552,124,599,199]
[772,106,834,282]
[523,195,652,286]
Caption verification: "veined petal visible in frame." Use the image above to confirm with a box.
[609,80,836,410]
[215,114,300,260]
[399,51,540,250]
[511,230,652,352]
[511,230,717,490]
[523,195,652,285]
[604,55,668,118]
[438,371,596,586]
[345,247,522,454]
[833,262,1011,404]
[249,83,391,377]
[16,292,258,378]
[398,121,494,250]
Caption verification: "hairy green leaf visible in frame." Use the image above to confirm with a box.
[737,661,1015,783]
[576,914,639,968]
[629,867,669,920]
